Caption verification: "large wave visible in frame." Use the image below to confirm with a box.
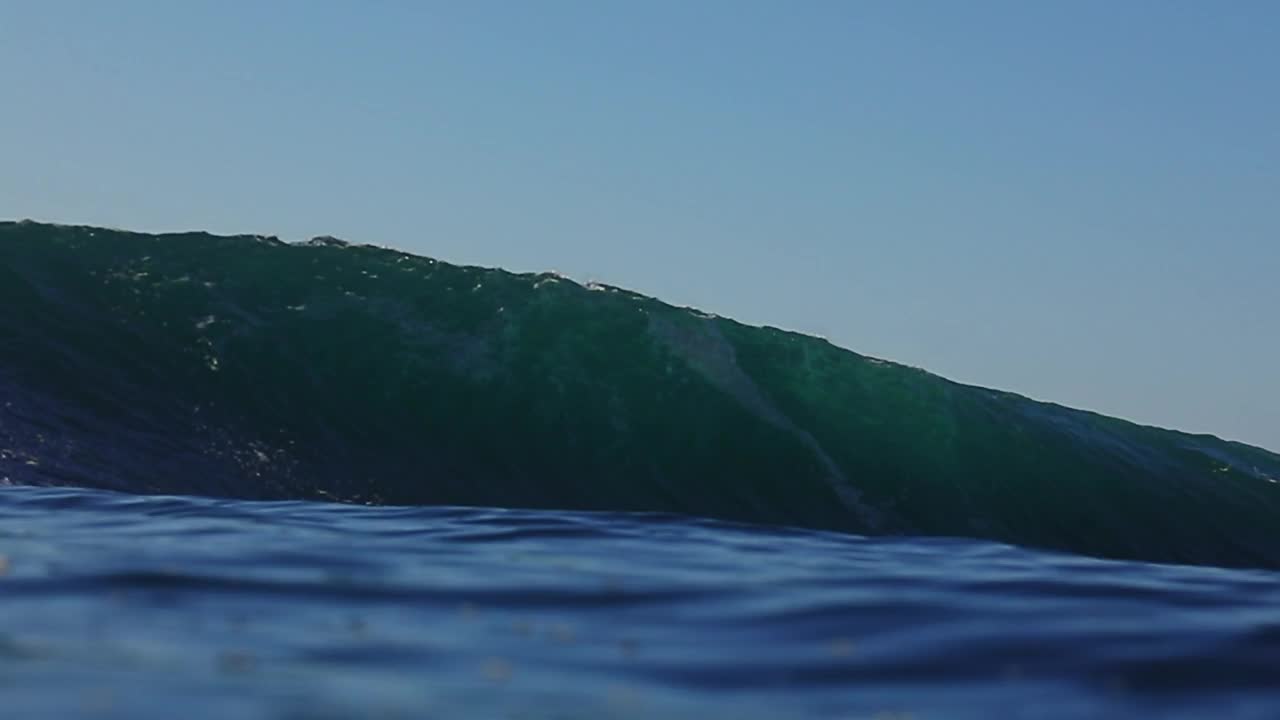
[3,220,1278,568]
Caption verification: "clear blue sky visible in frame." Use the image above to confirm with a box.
[3,1,1277,451]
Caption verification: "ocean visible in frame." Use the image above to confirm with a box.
[2,220,1279,718]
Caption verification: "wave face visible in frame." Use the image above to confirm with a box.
[3,220,1279,568]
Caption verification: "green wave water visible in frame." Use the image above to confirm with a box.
[2,220,1278,568]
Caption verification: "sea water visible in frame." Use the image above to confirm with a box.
[4,221,1280,717]
[2,485,1278,719]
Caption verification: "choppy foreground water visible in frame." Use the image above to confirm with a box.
[1,485,1278,719]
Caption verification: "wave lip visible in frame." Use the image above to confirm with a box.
[2,219,1279,568]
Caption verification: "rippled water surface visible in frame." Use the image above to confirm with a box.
[1,485,1278,719]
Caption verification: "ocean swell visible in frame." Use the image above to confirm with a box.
[2,220,1278,568]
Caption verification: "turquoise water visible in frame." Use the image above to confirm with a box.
[3,221,1279,568]
[2,220,1280,717]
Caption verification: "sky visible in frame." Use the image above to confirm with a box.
[2,1,1277,451]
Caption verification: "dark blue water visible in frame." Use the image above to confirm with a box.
[2,485,1278,719]
[4,221,1280,717]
